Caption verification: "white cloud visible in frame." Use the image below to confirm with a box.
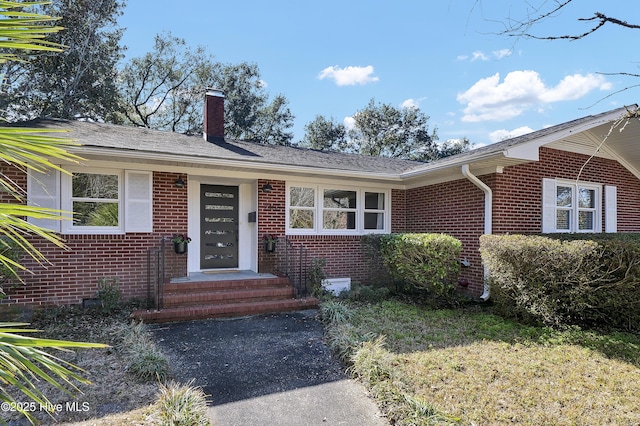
[471,51,489,62]
[318,65,379,86]
[457,70,610,122]
[489,126,534,143]
[492,48,512,60]
[463,49,512,62]
[401,98,425,109]
[343,116,356,131]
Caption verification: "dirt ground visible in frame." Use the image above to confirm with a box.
[2,306,160,426]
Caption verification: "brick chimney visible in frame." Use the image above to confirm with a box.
[203,88,225,142]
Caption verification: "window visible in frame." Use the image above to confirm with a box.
[71,172,120,227]
[542,178,612,233]
[286,184,389,235]
[35,167,155,235]
[289,186,315,230]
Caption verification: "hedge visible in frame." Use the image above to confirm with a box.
[480,234,640,331]
[377,233,462,301]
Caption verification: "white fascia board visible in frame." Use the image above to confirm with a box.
[70,147,406,183]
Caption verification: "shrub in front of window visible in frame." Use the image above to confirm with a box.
[378,233,462,303]
[480,234,640,331]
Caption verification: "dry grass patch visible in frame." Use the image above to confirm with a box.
[324,299,640,425]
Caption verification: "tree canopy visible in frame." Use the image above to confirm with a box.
[0,0,125,121]
[301,99,470,161]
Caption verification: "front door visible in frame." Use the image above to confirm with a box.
[200,184,239,269]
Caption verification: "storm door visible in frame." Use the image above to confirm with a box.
[200,185,239,269]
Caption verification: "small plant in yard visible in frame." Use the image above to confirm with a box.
[319,300,350,324]
[152,380,210,426]
[119,322,169,382]
[96,277,122,313]
[171,234,192,244]
[308,257,327,297]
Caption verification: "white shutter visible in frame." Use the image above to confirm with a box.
[125,170,153,233]
[27,168,61,232]
[541,178,556,233]
[604,185,617,233]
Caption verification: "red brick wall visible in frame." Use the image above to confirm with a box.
[4,171,189,306]
[493,147,640,234]
[256,179,408,284]
[404,177,488,295]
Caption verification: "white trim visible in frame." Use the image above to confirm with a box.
[27,168,61,233]
[61,167,124,235]
[605,185,618,233]
[285,182,391,235]
[124,170,153,233]
[542,178,604,233]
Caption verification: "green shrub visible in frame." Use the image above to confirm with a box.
[319,300,351,324]
[0,236,24,298]
[152,380,210,426]
[96,277,122,313]
[308,257,327,297]
[378,233,462,302]
[480,234,640,331]
[119,322,169,381]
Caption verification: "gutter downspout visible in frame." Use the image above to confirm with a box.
[461,164,492,301]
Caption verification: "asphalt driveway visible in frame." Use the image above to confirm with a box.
[150,309,388,426]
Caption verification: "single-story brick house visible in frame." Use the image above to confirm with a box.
[4,90,640,312]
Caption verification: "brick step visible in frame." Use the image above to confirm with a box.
[131,297,320,323]
[163,286,295,308]
[164,277,290,293]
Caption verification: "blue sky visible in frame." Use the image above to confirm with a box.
[118,1,636,147]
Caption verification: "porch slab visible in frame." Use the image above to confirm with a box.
[171,270,277,283]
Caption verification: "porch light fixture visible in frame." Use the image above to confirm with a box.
[174,176,185,188]
[262,182,273,193]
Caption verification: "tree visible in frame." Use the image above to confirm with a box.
[302,100,470,161]
[300,115,347,151]
[0,2,106,423]
[117,32,215,135]
[0,0,125,121]
[209,61,295,145]
[118,36,295,144]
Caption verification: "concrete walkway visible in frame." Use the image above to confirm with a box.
[150,310,388,426]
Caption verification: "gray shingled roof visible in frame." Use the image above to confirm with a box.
[13,106,632,178]
[18,118,426,175]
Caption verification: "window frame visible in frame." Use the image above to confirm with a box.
[61,167,124,235]
[544,179,602,233]
[286,183,390,235]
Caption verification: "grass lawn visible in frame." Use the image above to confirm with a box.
[322,299,640,425]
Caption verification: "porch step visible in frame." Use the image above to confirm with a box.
[131,275,319,323]
[131,298,319,323]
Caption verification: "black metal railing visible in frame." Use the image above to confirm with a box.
[147,237,186,311]
[275,237,311,297]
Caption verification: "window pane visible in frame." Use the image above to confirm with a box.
[289,209,314,229]
[289,187,315,207]
[556,210,570,230]
[73,173,118,199]
[579,188,595,209]
[364,212,384,230]
[324,189,356,209]
[73,202,119,226]
[323,211,356,230]
[365,192,385,210]
[579,211,594,230]
[556,186,572,207]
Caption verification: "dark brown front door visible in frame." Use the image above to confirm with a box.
[200,184,239,269]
